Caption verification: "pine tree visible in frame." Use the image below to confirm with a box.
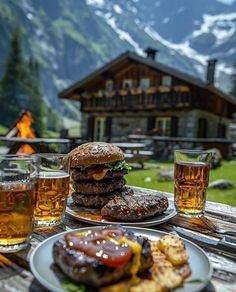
[0,27,27,126]
[0,27,46,135]
[28,58,46,136]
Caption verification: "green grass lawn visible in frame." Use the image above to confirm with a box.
[126,160,236,206]
[0,124,7,135]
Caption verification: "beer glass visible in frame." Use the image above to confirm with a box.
[0,154,39,252]
[174,150,212,217]
[34,154,69,227]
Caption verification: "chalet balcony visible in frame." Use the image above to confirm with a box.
[81,89,192,112]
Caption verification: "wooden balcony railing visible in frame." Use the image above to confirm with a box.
[81,90,192,112]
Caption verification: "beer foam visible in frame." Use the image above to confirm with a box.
[39,171,69,179]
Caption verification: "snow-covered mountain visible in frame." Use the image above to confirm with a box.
[86,0,236,90]
[0,0,235,118]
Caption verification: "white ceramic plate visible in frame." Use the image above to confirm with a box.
[66,190,177,227]
[30,226,212,292]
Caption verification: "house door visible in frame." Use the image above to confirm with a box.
[156,117,171,136]
[94,117,106,141]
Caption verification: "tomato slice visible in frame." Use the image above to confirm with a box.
[65,230,132,268]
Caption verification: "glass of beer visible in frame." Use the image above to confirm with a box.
[0,154,39,252]
[174,149,212,217]
[34,154,69,227]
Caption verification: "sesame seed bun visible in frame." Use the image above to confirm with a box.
[66,142,124,168]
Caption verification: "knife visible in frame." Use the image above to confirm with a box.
[173,226,236,254]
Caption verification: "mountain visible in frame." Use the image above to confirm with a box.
[0,0,236,119]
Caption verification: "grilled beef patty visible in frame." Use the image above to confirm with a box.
[72,187,134,207]
[71,169,128,181]
[72,177,126,195]
[52,226,153,287]
[101,193,169,221]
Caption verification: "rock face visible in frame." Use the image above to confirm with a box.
[208,179,233,189]
[207,148,222,169]
[157,168,174,181]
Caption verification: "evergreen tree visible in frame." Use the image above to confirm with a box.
[0,27,46,135]
[28,58,46,136]
[0,27,28,126]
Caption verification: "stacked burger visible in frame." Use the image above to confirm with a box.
[67,142,131,208]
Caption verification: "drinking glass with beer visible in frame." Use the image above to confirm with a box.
[174,149,212,217]
[34,154,70,227]
[0,154,39,252]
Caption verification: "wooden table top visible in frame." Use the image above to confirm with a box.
[1,186,236,292]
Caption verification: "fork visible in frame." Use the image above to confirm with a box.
[201,216,236,235]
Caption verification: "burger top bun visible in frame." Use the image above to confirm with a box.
[66,142,125,168]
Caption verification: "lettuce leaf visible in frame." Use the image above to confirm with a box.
[80,160,131,171]
[61,278,86,292]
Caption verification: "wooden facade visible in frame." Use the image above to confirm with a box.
[59,51,236,142]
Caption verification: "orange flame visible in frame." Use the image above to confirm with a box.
[16,112,36,154]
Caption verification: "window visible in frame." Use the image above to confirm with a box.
[94,117,106,141]
[162,76,172,87]
[122,79,133,89]
[140,78,150,89]
[156,117,171,136]
[105,80,113,92]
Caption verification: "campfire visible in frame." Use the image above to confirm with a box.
[6,111,37,154]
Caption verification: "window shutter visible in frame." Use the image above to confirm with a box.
[171,116,178,137]
[87,116,94,141]
[147,116,156,131]
[105,117,112,142]
[198,118,207,138]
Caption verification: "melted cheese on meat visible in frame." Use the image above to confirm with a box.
[90,168,109,181]
[118,237,142,284]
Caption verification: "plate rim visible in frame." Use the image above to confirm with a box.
[30,225,213,292]
[66,197,177,227]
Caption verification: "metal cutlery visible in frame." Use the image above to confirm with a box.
[173,226,236,254]
[201,216,236,235]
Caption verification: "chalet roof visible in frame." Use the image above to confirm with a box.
[59,51,236,105]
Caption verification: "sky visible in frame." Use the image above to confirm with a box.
[217,0,236,4]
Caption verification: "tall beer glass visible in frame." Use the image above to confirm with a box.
[174,150,212,217]
[0,154,39,252]
[34,154,69,227]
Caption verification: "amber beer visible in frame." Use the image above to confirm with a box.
[34,171,70,227]
[0,183,35,248]
[174,150,212,217]
[0,155,38,252]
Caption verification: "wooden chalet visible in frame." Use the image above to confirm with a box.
[59,48,236,142]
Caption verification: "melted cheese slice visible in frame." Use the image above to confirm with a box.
[118,237,142,285]
[90,168,109,181]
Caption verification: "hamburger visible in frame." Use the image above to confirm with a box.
[66,142,131,207]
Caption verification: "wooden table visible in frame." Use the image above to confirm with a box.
[1,187,236,292]
[112,143,153,167]
[112,142,146,154]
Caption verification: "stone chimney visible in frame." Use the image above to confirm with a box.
[144,47,158,61]
[206,59,217,85]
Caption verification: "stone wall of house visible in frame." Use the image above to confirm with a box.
[177,109,230,138]
[112,116,147,138]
